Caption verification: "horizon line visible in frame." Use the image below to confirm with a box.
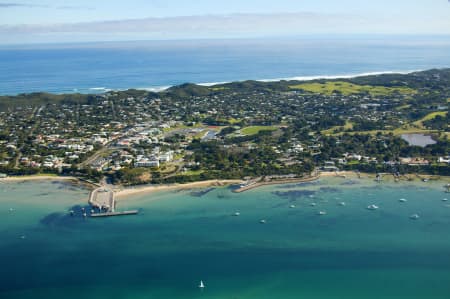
[2,33,450,48]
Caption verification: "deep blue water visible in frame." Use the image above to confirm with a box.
[1,36,450,95]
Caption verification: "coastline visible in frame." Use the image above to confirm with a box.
[0,175,100,190]
[0,175,79,182]
[2,172,448,202]
[103,70,423,95]
[115,179,244,200]
[1,69,422,96]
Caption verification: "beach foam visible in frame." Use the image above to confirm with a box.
[132,69,422,93]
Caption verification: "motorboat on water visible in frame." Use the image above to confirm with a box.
[260,219,267,224]
[310,203,317,207]
[399,198,407,203]
[318,211,327,215]
[289,205,296,208]
[232,212,240,216]
[409,214,420,220]
[339,202,346,206]
[367,204,379,210]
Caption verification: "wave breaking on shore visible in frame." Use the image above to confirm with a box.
[136,69,423,93]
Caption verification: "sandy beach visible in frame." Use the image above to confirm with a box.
[0,175,79,182]
[115,179,243,199]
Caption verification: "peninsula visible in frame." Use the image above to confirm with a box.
[0,69,449,187]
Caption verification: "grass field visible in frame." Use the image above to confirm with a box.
[162,123,203,133]
[240,126,278,135]
[322,121,354,135]
[289,81,416,96]
[227,118,241,124]
[329,127,449,139]
[411,111,448,129]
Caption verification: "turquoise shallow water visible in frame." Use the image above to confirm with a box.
[1,178,450,298]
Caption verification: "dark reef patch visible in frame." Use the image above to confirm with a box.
[340,180,360,186]
[190,188,215,197]
[39,204,91,227]
[277,181,321,189]
[273,190,316,198]
[318,187,340,193]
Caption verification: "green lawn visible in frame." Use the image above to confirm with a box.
[289,81,416,96]
[411,111,448,129]
[331,128,445,138]
[227,118,241,124]
[240,126,278,135]
[322,120,354,135]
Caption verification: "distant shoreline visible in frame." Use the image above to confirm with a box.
[0,69,422,96]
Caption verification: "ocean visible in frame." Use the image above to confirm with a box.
[1,36,450,95]
[1,177,450,298]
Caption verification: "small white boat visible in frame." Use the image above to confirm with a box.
[339,202,346,206]
[233,212,240,216]
[289,205,296,209]
[199,280,205,288]
[409,214,420,220]
[442,198,448,202]
[367,204,379,210]
[318,211,327,215]
[399,198,407,203]
[260,219,267,224]
[310,203,317,207]
[9,208,14,212]
[83,212,87,217]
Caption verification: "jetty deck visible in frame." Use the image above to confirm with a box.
[88,186,138,217]
[89,187,115,212]
[90,210,139,217]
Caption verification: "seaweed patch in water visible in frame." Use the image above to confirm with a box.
[277,181,320,189]
[40,205,91,227]
[273,190,316,198]
[190,188,215,197]
[36,192,50,197]
[340,180,360,186]
[319,187,340,193]
[361,185,382,191]
[40,212,66,226]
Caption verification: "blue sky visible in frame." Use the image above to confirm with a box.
[0,0,449,44]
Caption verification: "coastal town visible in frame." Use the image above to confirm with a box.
[0,69,449,185]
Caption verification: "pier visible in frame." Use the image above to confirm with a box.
[89,187,115,212]
[88,187,138,217]
[90,210,139,217]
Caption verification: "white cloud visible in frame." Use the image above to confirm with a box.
[0,12,366,34]
[0,12,449,44]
